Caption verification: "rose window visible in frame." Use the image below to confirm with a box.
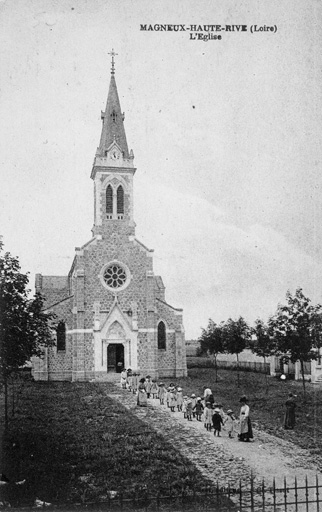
[103,264,127,289]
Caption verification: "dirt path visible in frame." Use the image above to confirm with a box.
[107,385,322,511]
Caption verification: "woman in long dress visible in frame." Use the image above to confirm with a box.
[238,396,253,442]
[137,378,147,407]
[284,392,296,429]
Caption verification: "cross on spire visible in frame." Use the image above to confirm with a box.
[108,49,118,75]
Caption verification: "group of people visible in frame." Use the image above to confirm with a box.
[120,369,254,442]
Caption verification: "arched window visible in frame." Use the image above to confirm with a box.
[57,321,66,351]
[106,185,113,214]
[117,185,124,215]
[158,321,166,350]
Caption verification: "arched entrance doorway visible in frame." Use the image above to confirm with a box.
[107,343,124,373]
[105,320,126,373]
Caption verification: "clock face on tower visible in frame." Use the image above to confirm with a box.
[111,150,120,160]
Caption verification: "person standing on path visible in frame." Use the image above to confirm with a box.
[191,394,197,417]
[212,408,224,437]
[158,382,166,405]
[204,402,213,431]
[120,368,127,389]
[127,368,133,391]
[137,378,147,407]
[169,386,177,412]
[166,387,171,408]
[203,386,212,403]
[145,376,152,398]
[284,392,296,430]
[150,379,159,398]
[132,372,139,394]
[176,387,183,411]
[182,396,188,418]
[193,397,204,421]
[238,396,253,442]
[186,397,193,420]
[225,409,236,438]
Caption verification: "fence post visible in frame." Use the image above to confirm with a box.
[273,477,277,512]
[192,483,196,511]
[216,480,219,506]
[239,479,243,512]
[294,476,298,512]
[316,475,320,512]
[261,478,265,511]
[250,472,255,512]
[284,476,288,512]
[305,475,309,512]
[181,485,185,510]
[205,484,209,512]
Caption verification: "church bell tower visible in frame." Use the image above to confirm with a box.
[91,49,136,237]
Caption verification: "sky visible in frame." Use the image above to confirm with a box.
[0,0,322,339]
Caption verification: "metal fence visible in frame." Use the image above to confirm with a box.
[7,475,321,511]
[80,476,322,511]
[217,360,271,374]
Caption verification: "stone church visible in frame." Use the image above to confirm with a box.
[32,55,187,381]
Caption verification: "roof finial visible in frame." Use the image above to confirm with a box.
[108,48,118,75]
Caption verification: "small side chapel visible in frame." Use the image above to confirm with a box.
[32,53,187,381]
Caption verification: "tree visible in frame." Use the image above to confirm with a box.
[269,288,322,397]
[0,242,54,424]
[222,317,251,387]
[251,318,277,392]
[198,319,224,382]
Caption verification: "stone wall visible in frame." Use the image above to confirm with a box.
[32,295,74,381]
[35,274,70,309]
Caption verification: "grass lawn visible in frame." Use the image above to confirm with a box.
[1,367,321,508]
[162,366,322,458]
[0,381,219,508]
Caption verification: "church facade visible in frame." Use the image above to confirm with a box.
[32,60,187,382]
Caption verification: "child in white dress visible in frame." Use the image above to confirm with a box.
[204,402,213,431]
[158,382,166,405]
[225,409,237,438]
[176,387,183,411]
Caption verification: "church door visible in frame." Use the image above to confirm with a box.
[107,344,124,373]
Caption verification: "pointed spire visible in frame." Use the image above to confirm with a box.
[97,50,129,159]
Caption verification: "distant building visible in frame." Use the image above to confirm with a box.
[32,54,187,381]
